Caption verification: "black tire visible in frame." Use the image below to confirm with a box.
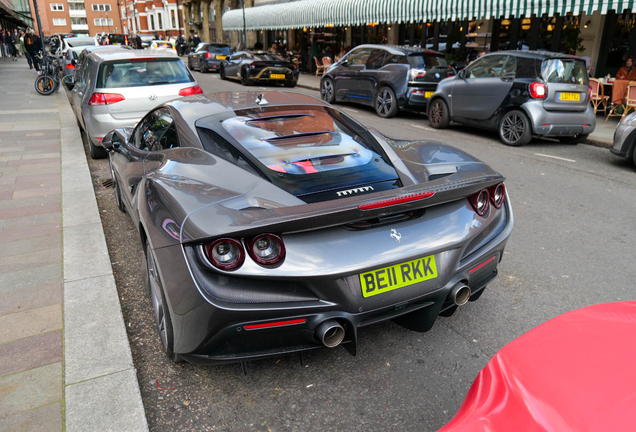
[374,86,399,118]
[109,159,125,212]
[200,61,208,73]
[321,77,335,103]
[35,75,56,95]
[558,134,589,144]
[219,64,227,80]
[428,99,450,129]
[144,241,183,363]
[241,67,253,86]
[88,137,108,159]
[499,110,533,146]
[187,59,194,71]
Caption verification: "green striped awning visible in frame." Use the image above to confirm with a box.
[223,0,629,31]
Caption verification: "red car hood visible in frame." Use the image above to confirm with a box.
[440,301,636,432]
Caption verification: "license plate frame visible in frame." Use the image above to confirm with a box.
[270,73,286,79]
[216,55,227,60]
[359,255,438,298]
[424,91,434,98]
[558,92,580,102]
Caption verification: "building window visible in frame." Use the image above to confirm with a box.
[171,10,176,29]
[92,4,111,12]
[67,0,85,2]
[51,4,64,11]
[71,17,88,25]
[157,13,163,30]
[94,18,114,26]
[69,3,85,10]
[53,18,67,25]
[150,15,155,31]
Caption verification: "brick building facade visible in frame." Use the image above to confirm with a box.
[37,0,123,36]
[124,0,183,38]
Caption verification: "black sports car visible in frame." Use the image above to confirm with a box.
[219,51,298,87]
[187,43,231,73]
[101,91,513,365]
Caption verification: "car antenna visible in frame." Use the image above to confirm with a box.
[256,93,269,106]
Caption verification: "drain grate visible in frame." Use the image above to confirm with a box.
[101,178,114,188]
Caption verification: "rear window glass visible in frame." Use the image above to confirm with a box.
[108,35,127,44]
[219,107,378,176]
[408,54,448,69]
[67,38,95,47]
[97,59,194,88]
[253,53,284,61]
[209,45,231,54]
[541,59,587,85]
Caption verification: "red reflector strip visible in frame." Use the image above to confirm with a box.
[542,123,550,126]
[244,318,306,330]
[469,256,496,274]
[583,124,591,127]
[130,58,158,61]
[359,191,435,210]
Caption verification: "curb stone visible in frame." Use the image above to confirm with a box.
[56,91,148,432]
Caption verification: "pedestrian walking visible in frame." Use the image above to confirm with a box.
[19,30,32,68]
[13,29,21,57]
[193,34,201,47]
[7,30,18,61]
[24,29,41,72]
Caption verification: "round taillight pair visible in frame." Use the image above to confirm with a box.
[489,183,506,209]
[204,234,285,270]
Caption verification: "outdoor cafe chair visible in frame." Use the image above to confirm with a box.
[589,77,609,115]
[607,81,636,120]
[314,57,325,76]
[322,56,333,68]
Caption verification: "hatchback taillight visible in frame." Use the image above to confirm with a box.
[248,234,285,265]
[468,189,490,216]
[88,93,125,105]
[488,183,506,209]
[179,85,204,97]
[205,52,211,59]
[204,238,245,270]
[529,82,547,99]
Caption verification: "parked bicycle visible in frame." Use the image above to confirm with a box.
[34,52,63,96]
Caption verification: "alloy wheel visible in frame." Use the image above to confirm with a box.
[430,101,443,126]
[501,113,525,144]
[322,80,333,102]
[376,89,393,116]
[147,246,168,350]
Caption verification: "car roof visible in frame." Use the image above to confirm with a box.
[169,91,330,124]
[90,49,179,61]
[489,50,583,60]
[352,44,442,56]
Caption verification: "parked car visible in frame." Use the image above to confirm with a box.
[104,33,129,46]
[321,44,454,118]
[100,90,513,364]
[149,40,177,54]
[439,301,636,431]
[219,51,298,87]
[610,111,636,166]
[187,43,231,73]
[138,34,155,49]
[50,34,98,56]
[63,50,202,159]
[428,51,596,146]
[63,45,131,77]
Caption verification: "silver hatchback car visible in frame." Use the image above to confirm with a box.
[65,50,202,158]
[611,112,636,166]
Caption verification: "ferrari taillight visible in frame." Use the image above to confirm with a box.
[204,238,245,270]
[488,182,506,209]
[468,189,490,216]
[248,234,285,266]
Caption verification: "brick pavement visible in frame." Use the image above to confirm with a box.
[0,56,147,431]
[0,59,64,431]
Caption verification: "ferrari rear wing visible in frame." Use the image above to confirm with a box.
[180,167,505,243]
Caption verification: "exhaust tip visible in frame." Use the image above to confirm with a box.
[453,285,471,306]
[315,320,345,348]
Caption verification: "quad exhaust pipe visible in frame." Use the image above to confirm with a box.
[450,283,471,306]
[315,320,345,348]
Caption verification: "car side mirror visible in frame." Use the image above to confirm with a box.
[341,59,349,66]
[71,59,77,66]
[62,74,75,90]
[457,69,465,79]
[103,128,133,152]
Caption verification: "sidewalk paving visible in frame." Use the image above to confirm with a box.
[0,58,147,431]
[296,73,616,147]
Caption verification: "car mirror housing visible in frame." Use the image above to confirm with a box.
[62,74,75,90]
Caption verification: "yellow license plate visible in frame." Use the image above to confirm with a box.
[271,73,286,79]
[424,91,434,98]
[559,92,580,101]
[216,55,226,60]
[359,255,438,298]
